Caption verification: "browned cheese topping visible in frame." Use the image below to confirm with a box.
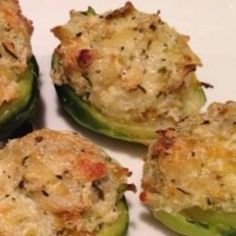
[141,102,236,213]
[0,129,134,235]
[0,0,32,106]
[52,2,201,126]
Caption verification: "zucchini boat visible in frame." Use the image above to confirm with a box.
[51,2,206,144]
[0,129,135,235]
[141,101,236,236]
[0,0,39,140]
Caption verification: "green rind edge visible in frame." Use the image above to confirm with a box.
[98,197,129,236]
[55,84,155,144]
[0,56,39,140]
[154,211,236,236]
[52,50,206,145]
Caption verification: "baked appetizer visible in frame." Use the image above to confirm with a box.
[51,2,205,144]
[0,129,135,235]
[141,101,236,235]
[0,0,39,141]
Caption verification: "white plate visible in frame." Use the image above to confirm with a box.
[20,1,236,235]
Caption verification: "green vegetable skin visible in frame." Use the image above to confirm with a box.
[0,57,39,141]
[52,7,206,144]
[53,55,206,144]
[55,83,157,144]
[154,208,236,236]
[98,198,129,236]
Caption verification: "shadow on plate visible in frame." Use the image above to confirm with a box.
[56,100,148,158]
[140,211,181,236]
[33,70,46,129]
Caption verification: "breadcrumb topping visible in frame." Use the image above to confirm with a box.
[141,102,236,213]
[0,129,133,235]
[0,0,32,106]
[51,2,202,125]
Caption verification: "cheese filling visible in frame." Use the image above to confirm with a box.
[0,129,133,235]
[52,2,202,125]
[0,0,32,107]
[141,102,236,214]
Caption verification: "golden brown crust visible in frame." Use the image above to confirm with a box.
[104,2,135,20]
[0,129,131,235]
[0,0,33,106]
[0,0,32,66]
[141,101,236,213]
[51,2,201,125]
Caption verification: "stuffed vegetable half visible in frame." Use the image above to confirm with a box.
[0,129,135,235]
[51,2,205,144]
[141,101,236,236]
[0,0,39,141]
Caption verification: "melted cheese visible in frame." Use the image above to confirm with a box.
[0,129,130,235]
[51,2,201,125]
[0,0,32,106]
[141,101,236,213]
